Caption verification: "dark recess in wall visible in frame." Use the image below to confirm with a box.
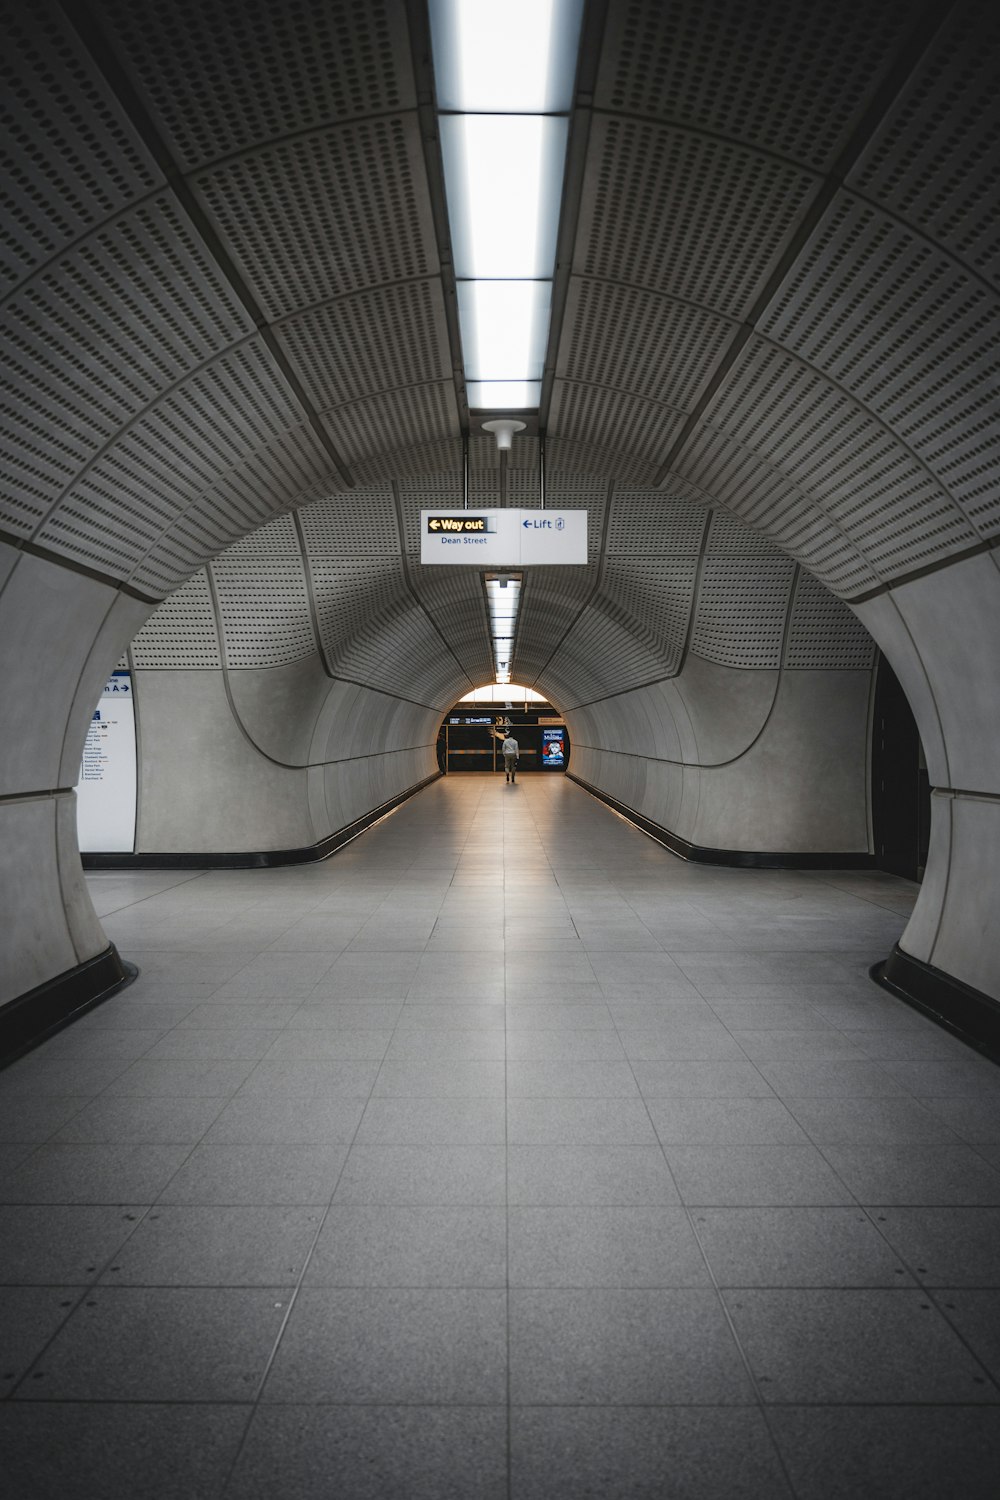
[871,652,931,882]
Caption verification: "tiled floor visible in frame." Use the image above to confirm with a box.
[2,773,1000,1497]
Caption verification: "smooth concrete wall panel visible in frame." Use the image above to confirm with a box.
[227,657,333,766]
[0,797,79,1004]
[852,596,949,785]
[54,792,109,968]
[899,788,952,968]
[564,664,870,855]
[0,548,120,794]
[932,794,1000,999]
[134,670,317,852]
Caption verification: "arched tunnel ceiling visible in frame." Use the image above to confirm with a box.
[2,0,998,709]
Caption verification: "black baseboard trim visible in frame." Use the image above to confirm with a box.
[0,946,138,1069]
[872,945,1000,1065]
[82,772,442,870]
[567,773,875,869]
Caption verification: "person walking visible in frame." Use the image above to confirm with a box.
[501,732,519,783]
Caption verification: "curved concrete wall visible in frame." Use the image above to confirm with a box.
[562,655,871,855]
[131,660,439,854]
[854,552,1000,1000]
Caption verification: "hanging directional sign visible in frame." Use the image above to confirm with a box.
[420,509,586,565]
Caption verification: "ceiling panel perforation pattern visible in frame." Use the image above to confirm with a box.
[468,471,501,505]
[558,280,735,408]
[600,558,699,656]
[605,492,707,553]
[848,0,1000,288]
[703,341,979,577]
[784,569,876,669]
[410,569,486,614]
[311,558,409,655]
[508,436,539,472]
[677,428,878,595]
[299,487,399,553]
[327,604,466,707]
[549,382,687,466]
[541,604,671,707]
[758,197,1000,526]
[193,119,437,321]
[0,1,160,293]
[706,509,788,554]
[506,470,542,505]
[130,426,335,595]
[578,116,821,319]
[218,513,300,559]
[275,280,452,412]
[130,569,221,669]
[211,556,316,668]
[543,436,659,487]
[691,555,796,668]
[595,0,911,170]
[32,342,316,575]
[322,381,459,466]
[96,0,414,173]
[358,439,463,487]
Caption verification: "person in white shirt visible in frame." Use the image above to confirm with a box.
[501,734,519,783]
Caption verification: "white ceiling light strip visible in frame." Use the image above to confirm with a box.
[485,573,522,684]
[430,0,584,412]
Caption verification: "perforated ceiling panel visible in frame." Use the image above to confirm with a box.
[211,554,316,669]
[276,281,452,412]
[548,384,687,468]
[130,569,220,669]
[785,569,876,669]
[606,493,707,554]
[194,120,438,321]
[311,557,407,660]
[594,0,911,170]
[322,382,460,467]
[541,604,670,709]
[848,1,1000,289]
[574,117,820,320]
[1,0,160,294]
[692,556,797,669]
[299,487,400,555]
[599,558,698,669]
[95,0,415,172]
[760,195,1000,535]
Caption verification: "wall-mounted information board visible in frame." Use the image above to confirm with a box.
[76,670,137,853]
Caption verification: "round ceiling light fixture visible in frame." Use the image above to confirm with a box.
[481,418,526,452]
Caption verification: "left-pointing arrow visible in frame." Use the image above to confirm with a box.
[430,518,440,530]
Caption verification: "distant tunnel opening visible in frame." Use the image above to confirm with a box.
[439,694,569,774]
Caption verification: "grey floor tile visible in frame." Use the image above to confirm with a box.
[509,1288,753,1404]
[510,1407,793,1500]
[694,1206,914,1287]
[935,1291,1000,1384]
[102,1059,257,1097]
[732,1029,867,1061]
[0,1287,84,1392]
[158,1142,348,1205]
[823,1144,1000,1204]
[262,1288,507,1404]
[632,1059,774,1098]
[0,1143,192,1205]
[40,1028,167,1061]
[0,1205,143,1283]
[617,1029,748,1061]
[384,1029,506,1061]
[305,1205,506,1286]
[227,1405,507,1500]
[507,1145,679,1206]
[18,1285,289,1401]
[506,1030,626,1060]
[754,1058,907,1097]
[178,1002,300,1029]
[920,1095,1000,1142]
[334,1145,506,1206]
[372,1059,506,1097]
[0,1059,131,1098]
[203,1096,365,1145]
[236,1058,379,1097]
[769,1407,1000,1500]
[53,1096,226,1144]
[664,1144,854,1206]
[0,1403,249,1500]
[506,1060,639,1097]
[509,1206,709,1287]
[877,1058,1000,1096]
[287,1002,403,1031]
[99,1204,321,1285]
[507,1098,658,1146]
[723,1288,1000,1402]
[505,1004,615,1031]
[355,1097,506,1146]
[868,1205,1000,1285]
[786,1095,961,1145]
[394,1004,505,1030]
[648,1098,809,1145]
[0,1095,91,1143]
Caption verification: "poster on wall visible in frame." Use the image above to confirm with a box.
[76,670,137,853]
[542,727,566,770]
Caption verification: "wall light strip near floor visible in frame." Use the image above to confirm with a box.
[430,0,584,412]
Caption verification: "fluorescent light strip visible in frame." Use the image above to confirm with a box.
[429,0,584,410]
[485,573,522,685]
